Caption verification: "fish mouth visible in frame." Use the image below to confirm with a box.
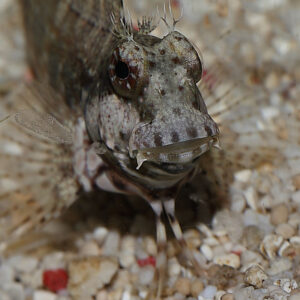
[133,135,220,169]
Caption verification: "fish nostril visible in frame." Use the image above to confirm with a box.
[154,133,163,147]
[186,126,198,138]
[171,131,179,143]
[205,125,213,136]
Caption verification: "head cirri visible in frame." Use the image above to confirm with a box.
[84,28,219,188]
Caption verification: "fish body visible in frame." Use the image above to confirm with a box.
[19,0,219,203]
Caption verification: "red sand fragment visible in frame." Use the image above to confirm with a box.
[137,256,156,267]
[43,269,68,293]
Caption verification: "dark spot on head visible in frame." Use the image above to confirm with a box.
[171,131,179,143]
[236,152,244,160]
[173,107,181,116]
[112,177,126,190]
[175,36,183,41]
[178,85,184,91]
[26,198,36,205]
[205,125,213,136]
[119,132,129,141]
[114,144,121,151]
[154,133,163,147]
[160,89,166,96]
[41,181,50,189]
[36,206,43,214]
[143,141,151,148]
[134,46,140,51]
[192,100,199,109]
[172,57,180,64]
[149,61,156,68]
[39,169,46,176]
[186,127,198,138]
[160,49,166,55]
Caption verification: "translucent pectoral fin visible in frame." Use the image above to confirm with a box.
[0,83,79,244]
[14,110,73,144]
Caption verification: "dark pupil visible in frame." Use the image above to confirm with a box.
[115,60,129,79]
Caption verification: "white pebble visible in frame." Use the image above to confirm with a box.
[267,258,292,276]
[213,210,244,243]
[0,291,10,300]
[21,269,43,289]
[102,231,120,256]
[121,290,132,300]
[93,226,108,244]
[80,240,101,256]
[198,224,214,238]
[278,241,291,257]
[243,209,273,234]
[119,236,135,268]
[138,266,155,285]
[200,244,213,261]
[0,265,14,286]
[203,237,219,247]
[200,285,217,299]
[233,286,255,299]
[168,258,181,277]
[260,195,273,209]
[243,187,258,211]
[214,291,226,300]
[261,106,280,120]
[275,223,295,239]
[272,37,293,55]
[42,253,65,270]
[288,213,300,227]
[193,251,207,266]
[244,264,268,288]
[213,253,240,269]
[68,257,118,299]
[96,290,108,300]
[241,250,266,272]
[259,234,283,259]
[7,255,38,273]
[290,236,300,245]
[291,190,300,204]
[234,169,252,182]
[273,278,298,293]
[143,237,157,256]
[231,193,246,213]
[2,283,25,300]
[33,291,57,300]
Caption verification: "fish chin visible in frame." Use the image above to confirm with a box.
[135,136,219,170]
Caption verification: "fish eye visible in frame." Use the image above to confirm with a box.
[108,45,144,98]
[115,60,129,79]
[163,32,203,83]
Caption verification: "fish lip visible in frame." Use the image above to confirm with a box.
[133,135,220,169]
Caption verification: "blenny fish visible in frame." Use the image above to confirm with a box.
[0,0,285,298]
